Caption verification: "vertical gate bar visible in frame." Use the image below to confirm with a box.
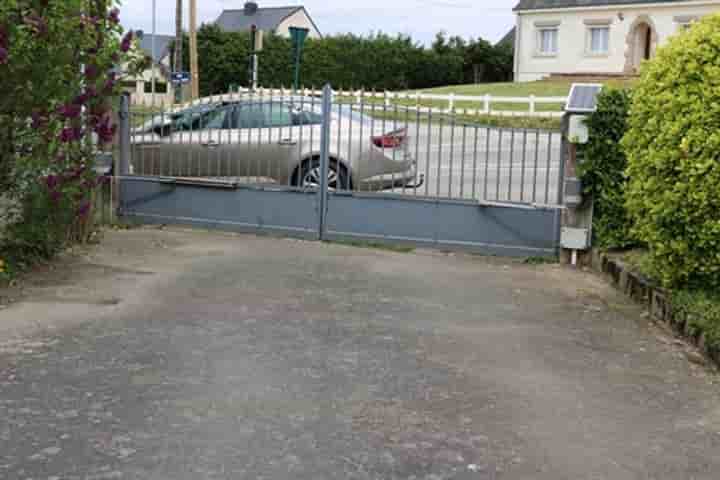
[508,128,515,201]
[216,100,222,178]
[358,91,365,192]
[436,116,444,199]
[496,128,502,200]
[414,105,421,197]
[532,129,540,202]
[545,131,553,204]
[118,93,131,176]
[402,98,411,195]
[370,90,377,192]
[346,101,353,192]
[448,115,455,198]
[391,94,398,192]
[483,126,490,201]
[308,89,317,188]
[425,107,432,197]
[556,131,566,206]
[293,94,302,186]
[471,125,479,200]
[318,84,332,240]
[246,100,252,181]
[520,129,528,203]
[460,124,467,199]
[159,99,166,176]
[336,96,343,189]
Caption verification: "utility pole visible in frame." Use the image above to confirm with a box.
[189,0,199,100]
[151,0,156,104]
[174,0,183,104]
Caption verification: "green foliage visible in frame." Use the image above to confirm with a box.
[169,25,514,96]
[622,14,720,288]
[578,88,636,248]
[0,0,132,279]
[673,289,720,355]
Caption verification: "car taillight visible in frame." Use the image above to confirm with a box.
[372,128,407,148]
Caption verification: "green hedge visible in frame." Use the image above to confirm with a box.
[622,14,720,288]
[171,26,513,96]
[578,88,636,249]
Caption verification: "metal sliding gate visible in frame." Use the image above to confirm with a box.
[118,85,563,257]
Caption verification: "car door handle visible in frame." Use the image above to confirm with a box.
[201,141,220,148]
[278,138,297,146]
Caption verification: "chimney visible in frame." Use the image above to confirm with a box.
[244,2,259,15]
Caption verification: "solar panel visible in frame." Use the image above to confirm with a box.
[565,84,603,113]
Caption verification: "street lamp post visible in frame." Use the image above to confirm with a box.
[289,27,310,91]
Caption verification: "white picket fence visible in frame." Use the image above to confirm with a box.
[228,87,568,118]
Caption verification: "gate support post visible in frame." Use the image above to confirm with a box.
[114,93,131,217]
[317,84,332,240]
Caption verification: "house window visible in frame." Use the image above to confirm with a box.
[538,28,558,55]
[144,81,168,94]
[588,26,610,54]
[674,15,699,31]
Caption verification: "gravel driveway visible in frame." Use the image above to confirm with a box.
[1,228,718,479]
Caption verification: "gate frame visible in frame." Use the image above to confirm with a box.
[116,86,563,258]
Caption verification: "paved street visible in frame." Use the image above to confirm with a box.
[2,228,718,479]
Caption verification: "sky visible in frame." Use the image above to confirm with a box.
[120,0,517,45]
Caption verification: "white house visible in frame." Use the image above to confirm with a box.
[216,2,322,39]
[122,33,176,106]
[512,0,720,82]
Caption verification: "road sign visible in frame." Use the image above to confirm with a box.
[171,71,190,85]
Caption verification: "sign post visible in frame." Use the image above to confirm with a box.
[289,27,310,91]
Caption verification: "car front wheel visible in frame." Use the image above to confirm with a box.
[293,158,351,191]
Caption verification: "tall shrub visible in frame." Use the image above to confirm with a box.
[577,88,635,249]
[0,0,135,275]
[622,14,720,287]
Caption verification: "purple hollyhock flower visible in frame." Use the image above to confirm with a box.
[109,8,120,25]
[58,103,82,119]
[0,46,7,65]
[94,115,117,144]
[45,174,59,190]
[102,72,117,93]
[50,190,62,204]
[77,200,91,218]
[120,31,134,53]
[85,64,99,80]
[31,110,48,129]
[72,92,90,105]
[59,127,84,143]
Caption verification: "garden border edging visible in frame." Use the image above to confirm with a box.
[591,249,720,368]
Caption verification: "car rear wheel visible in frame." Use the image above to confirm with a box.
[293,158,351,190]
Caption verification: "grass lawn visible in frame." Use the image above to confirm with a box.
[413,78,636,97]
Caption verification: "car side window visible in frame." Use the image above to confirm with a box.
[231,104,266,129]
[263,103,294,128]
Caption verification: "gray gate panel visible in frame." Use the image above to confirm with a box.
[119,178,319,239]
[324,194,559,257]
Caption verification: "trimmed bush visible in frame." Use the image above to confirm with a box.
[622,14,720,288]
[578,88,635,249]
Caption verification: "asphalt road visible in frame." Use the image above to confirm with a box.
[1,228,719,479]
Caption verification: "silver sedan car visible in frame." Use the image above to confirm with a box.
[131,98,424,191]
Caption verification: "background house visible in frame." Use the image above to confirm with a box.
[512,0,720,82]
[216,2,322,39]
[123,33,176,106]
